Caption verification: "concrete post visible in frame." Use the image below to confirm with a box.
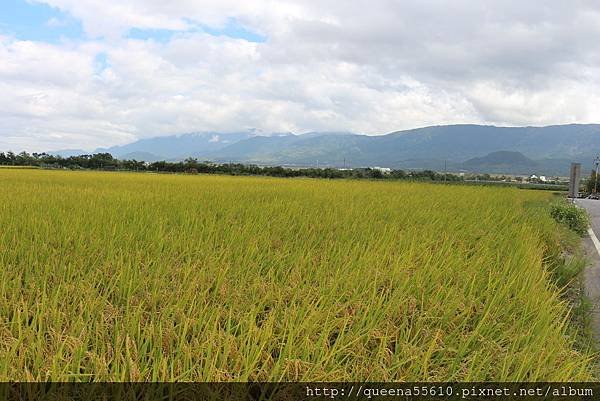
[568,163,581,198]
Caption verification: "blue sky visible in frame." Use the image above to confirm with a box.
[0,0,265,43]
[128,19,266,43]
[0,0,83,42]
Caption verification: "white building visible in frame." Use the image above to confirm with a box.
[372,166,392,174]
[529,174,548,182]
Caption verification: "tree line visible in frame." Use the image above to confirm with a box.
[0,151,472,181]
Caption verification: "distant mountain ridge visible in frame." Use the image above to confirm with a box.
[48,149,88,158]
[49,124,600,175]
[462,151,538,172]
[464,151,536,166]
[95,131,258,160]
[204,124,600,175]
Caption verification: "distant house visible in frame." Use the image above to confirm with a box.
[372,166,392,174]
[528,174,548,183]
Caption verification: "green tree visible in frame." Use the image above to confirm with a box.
[586,170,598,194]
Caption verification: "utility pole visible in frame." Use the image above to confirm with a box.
[343,158,346,169]
[595,156,600,194]
[444,160,447,182]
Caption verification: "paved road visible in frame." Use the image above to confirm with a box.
[575,199,600,347]
[577,199,600,236]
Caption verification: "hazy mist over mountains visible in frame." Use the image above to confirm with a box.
[51,124,600,175]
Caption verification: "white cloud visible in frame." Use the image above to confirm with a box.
[45,17,68,28]
[2,1,600,151]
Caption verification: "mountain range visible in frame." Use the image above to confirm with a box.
[50,124,600,176]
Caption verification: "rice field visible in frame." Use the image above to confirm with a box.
[0,169,594,381]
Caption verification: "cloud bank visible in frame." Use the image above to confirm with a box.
[1,0,600,151]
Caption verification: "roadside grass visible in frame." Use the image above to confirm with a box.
[0,169,595,381]
[530,196,595,362]
[550,201,590,237]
